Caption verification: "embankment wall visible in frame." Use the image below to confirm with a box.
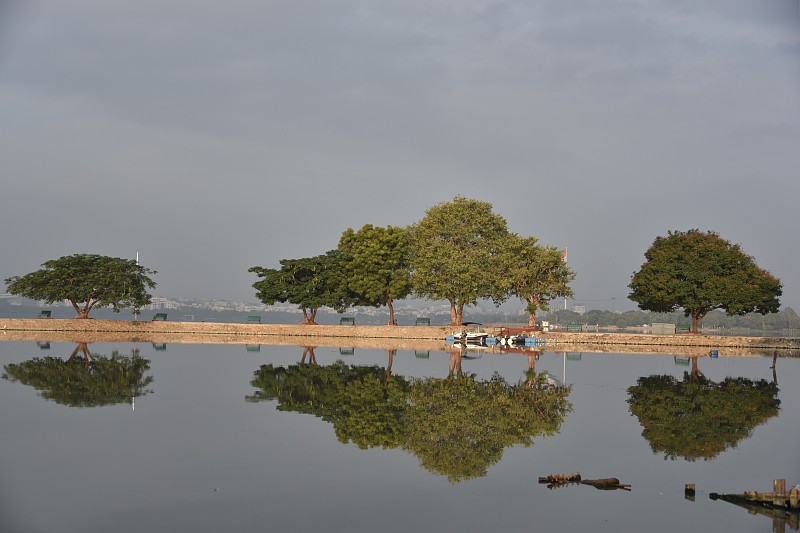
[1,318,798,356]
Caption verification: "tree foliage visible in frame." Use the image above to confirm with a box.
[338,224,412,325]
[403,373,571,482]
[2,344,153,408]
[502,235,575,326]
[247,353,572,482]
[408,196,510,325]
[628,230,782,333]
[627,367,779,461]
[4,254,157,319]
[250,251,351,324]
[247,360,409,449]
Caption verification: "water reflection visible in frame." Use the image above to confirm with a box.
[627,354,780,461]
[1,342,153,408]
[247,346,572,483]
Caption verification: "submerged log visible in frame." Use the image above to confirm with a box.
[538,474,630,491]
[581,478,632,491]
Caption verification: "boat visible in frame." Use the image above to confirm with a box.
[448,331,489,344]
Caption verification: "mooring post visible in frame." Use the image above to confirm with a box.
[774,479,786,507]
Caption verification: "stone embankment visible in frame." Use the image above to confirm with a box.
[1,318,797,356]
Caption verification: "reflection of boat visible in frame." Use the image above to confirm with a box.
[500,334,528,345]
[538,371,561,389]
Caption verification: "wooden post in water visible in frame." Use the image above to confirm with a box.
[774,479,786,507]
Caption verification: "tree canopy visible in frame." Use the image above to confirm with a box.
[408,196,510,325]
[338,224,412,325]
[627,360,779,461]
[628,230,782,333]
[250,251,351,324]
[4,254,157,319]
[2,344,153,408]
[502,235,575,326]
[247,350,572,482]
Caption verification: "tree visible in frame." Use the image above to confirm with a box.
[4,254,157,319]
[627,358,780,461]
[2,343,153,408]
[502,235,575,326]
[247,358,409,450]
[249,251,350,325]
[247,352,572,483]
[403,372,571,483]
[338,224,412,325]
[408,196,510,325]
[628,230,782,333]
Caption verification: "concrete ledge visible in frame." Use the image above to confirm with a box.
[1,318,797,356]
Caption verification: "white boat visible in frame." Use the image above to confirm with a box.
[450,331,489,343]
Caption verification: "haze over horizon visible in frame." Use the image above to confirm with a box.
[1,1,798,312]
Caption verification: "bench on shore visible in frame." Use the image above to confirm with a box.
[247,315,261,324]
[37,310,52,319]
[415,317,431,326]
[340,317,355,326]
[152,313,168,321]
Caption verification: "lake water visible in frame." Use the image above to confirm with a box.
[1,340,798,533]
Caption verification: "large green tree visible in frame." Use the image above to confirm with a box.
[627,358,780,461]
[338,224,412,325]
[249,251,350,325]
[408,196,510,325]
[502,235,575,326]
[628,230,782,333]
[4,254,157,319]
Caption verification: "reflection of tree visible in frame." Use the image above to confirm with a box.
[248,348,572,482]
[2,343,153,408]
[247,359,409,449]
[404,373,571,482]
[627,357,780,461]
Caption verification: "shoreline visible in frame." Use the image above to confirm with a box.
[1,318,798,357]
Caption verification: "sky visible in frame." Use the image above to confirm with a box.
[1,0,798,312]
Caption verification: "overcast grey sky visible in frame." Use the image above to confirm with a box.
[1,0,798,311]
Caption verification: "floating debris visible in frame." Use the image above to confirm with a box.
[538,473,630,491]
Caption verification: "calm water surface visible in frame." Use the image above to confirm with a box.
[1,340,798,533]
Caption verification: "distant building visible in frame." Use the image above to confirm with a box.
[572,305,586,315]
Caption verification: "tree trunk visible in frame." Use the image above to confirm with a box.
[70,300,91,319]
[691,311,704,334]
[385,349,396,381]
[387,296,396,326]
[448,350,463,379]
[449,300,461,325]
[300,346,317,365]
[527,297,538,327]
[301,308,318,325]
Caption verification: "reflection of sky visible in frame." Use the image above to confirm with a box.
[1,341,798,533]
